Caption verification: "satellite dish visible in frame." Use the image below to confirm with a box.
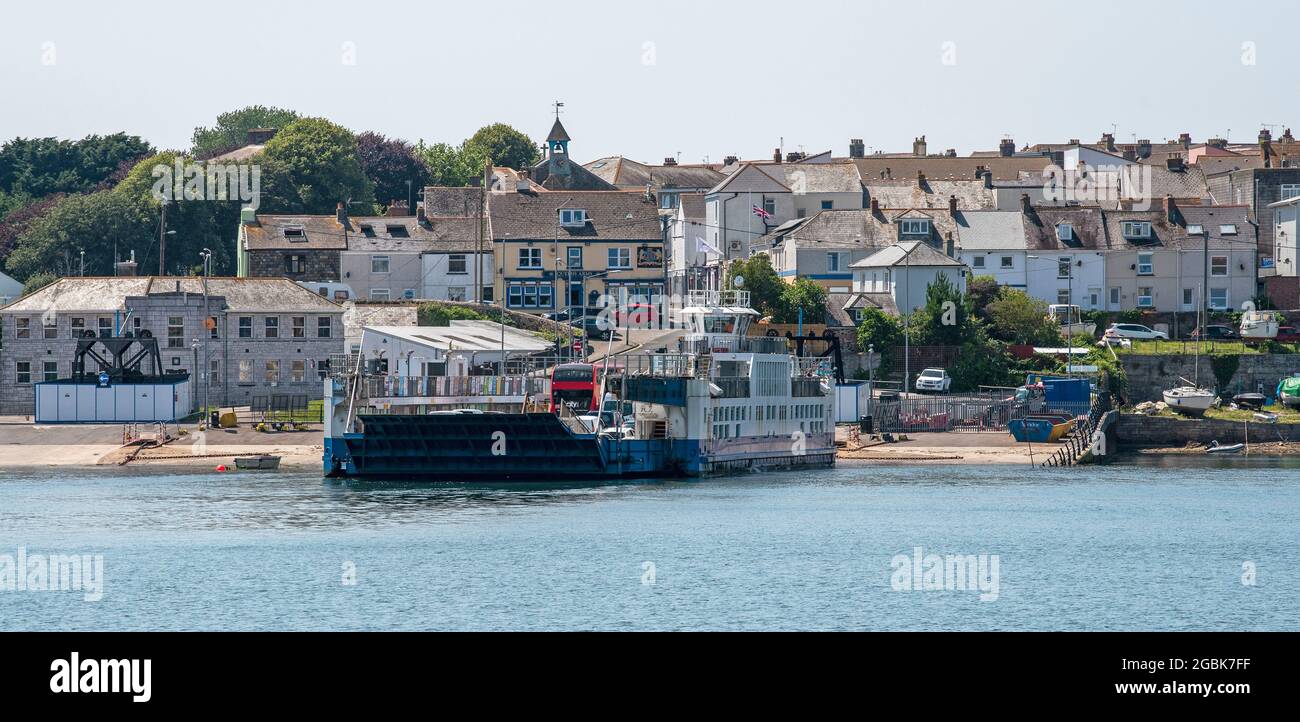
[733,275,745,288]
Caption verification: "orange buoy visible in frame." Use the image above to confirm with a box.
[215,464,227,472]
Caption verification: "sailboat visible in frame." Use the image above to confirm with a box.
[1163,288,1215,416]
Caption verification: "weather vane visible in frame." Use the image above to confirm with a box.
[553,101,565,119]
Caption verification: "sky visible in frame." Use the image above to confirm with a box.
[2,0,1298,164]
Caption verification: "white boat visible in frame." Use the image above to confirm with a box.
[1240,310,1280,340]
[1047,305,1096,339]
[1206,441,1245,455]
[234,455,281,470]
[1163,380,1215,417]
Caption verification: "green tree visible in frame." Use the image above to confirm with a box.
[984,288,1062,345]
[913,273,972,346]
[966,275,1000,322]
[724,254,786,318]
[416,141,490,187]
[466,123,540,170]
[190,105,300,158]
[356,132,431,211]
[5,189,153,280]
[0,133,152,197]
[855,306,903,373]
[256,118,375,215]
[21,270,56,295]
[774,277,828,324]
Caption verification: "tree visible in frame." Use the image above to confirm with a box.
[912,273,972,346]
[466,123,540,170]
[190,105,300,159]
[966,275,1000,322]
[5,189,153,281]
[256,118,375,215]
[724,254,786,318]
[774,278,828,324]
[416,141,490,187]
[356,132,431,211]
[984,288,1062,346]
[855,306,903,373]
[22,271,56,296]
[0,133,152,197]
[0,193,64,267]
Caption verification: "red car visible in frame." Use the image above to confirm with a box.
[615,303,658,327]
[1276,326,1300,343]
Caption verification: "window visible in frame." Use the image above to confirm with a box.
[369,289,390,301]
[386,224,409,238]
[238,360,253,383]
[763,198,776,217]
[900,219,930,235]
[508,286,523,308]
[447,287,466,302]
[1057,289,1071,305]
[1281,184,1300,200]
[292,316,305,338]
[43,361,58,382]
[1211,256,1228,276]
[210,359,221,386]
[282,226,306,241]
[291,360,306,383]
[1183,288,1195,307]
[402,288,416,300]
[371,255,390,273]
[828,252,842,272]
[264,360,280,383]
[15,362,30,384]
[264,317,279,339]
[447,254,467,275]
[1057,223,1073,241]
[70,317,84,339]
[43,317,57,339]
[1219,224,1238,235]
[98,318,112,338]
[538,284,553,308]
[1137,287,1154,307]
[482,286,493,302]
[518,248,542,269]
[567,247,583,269]
[971,256,985,268]
[1186,224,1205,235]
[821,200,833,210]
[507,284,553,309]
[1123,221,1151,239]
[608,248,631,269]
[16,318,30,339]
[317,317,332,338]
[796,209,807,218]
[359,224,375,238]
[284,255,306,274]
[1209,288,1228,310]
[238,317,252,338]
[1000,256,1014,269]
[165,316,184,348]
[559,209,587,227]
[1057,257,1071,279]
[1109,287,1121,306]
[1137,253,1153,275]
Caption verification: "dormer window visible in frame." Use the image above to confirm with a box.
[1219,224,1238,235]
[282,226,306,241]
[899,219,930,235]
[1056,223,1074,241]
[386,224,409,238]
[560,209,587,227]
[1122,221,1151,239]
[1186,224,1205,235]
[360,224,376,237]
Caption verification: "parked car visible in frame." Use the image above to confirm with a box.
[615,303,658,327]
[1104,323,1168,340]
[914,368,952,393]
[1274,326,1300,343]
[543,307,598,323]
[1196,324,1239,341]
[571,316,616,341]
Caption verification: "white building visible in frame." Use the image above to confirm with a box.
[0,270,22,306]
[359,321,552,378]
[850,241,968,315]
[1268,195,1300,280]
[955,211,1029,288]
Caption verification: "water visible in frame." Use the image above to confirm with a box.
[1,458,1298,631]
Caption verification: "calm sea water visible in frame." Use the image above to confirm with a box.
[1,458,1297,631]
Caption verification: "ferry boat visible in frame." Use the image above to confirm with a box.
[322,290,837,480]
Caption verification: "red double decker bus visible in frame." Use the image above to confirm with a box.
[550,364,599,413]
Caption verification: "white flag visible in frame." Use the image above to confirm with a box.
[695,236,722,256]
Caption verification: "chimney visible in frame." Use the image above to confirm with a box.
[416,204,428,225]
[870,197,880,215]
[913,136,927,157]
[1122,149,1137,162]
[999,138,1015,157]
[1166,154,1185,172]
[1260,128,1274,168]
[1100,133,1116,151]
[1069,139,1080,146]
[1178,133,1192,148]
[663,157,677,166]
[916,169,926,187]
[849,138,865,159]
[773,148,782,163]
[1164,194,1178,224]
[336,201,348,226]
[1208,137,1228,149]
[948,195,958,215]
[1283,128,1296,144]
[945,149,956,158]
[1137,139,1152,159]
[982,170,993,189]
[786,151,805,163]
[1020,193,1032,214]
[723,155,739,166]
[945,232,955,258]
[385,199,409,217]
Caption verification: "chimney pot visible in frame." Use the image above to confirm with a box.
[336,201,348,225]
[999,138,1015,157]
[916,169,926,186]
[663,157,677,166]
[982,170,993,189]
[948,195,958,215]
[849,139,865,159]
[870,197,880,214]
[773,148,782,163]
[1164,194,1178,223]
[913,136,927,157]
[1020,193,1032,214]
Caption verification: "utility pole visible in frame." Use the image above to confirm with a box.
[201,248,212,420]
[158,201,168,275]
[1202,226,1210,337]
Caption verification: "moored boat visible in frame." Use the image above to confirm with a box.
[1278,376,1300,409]
[1163,385,1215,417]
[1240,310,1280,340]
[234,455,281,470]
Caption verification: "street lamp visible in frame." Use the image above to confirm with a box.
[200,248,213,417]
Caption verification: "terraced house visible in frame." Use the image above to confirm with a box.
[0,277,344,415]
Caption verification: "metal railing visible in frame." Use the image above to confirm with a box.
[712,377,750,398]
[686,289,750,308]
[872,395,1093,433]
[791,377,826,397]
[679,336,791,355]
[365,375,538,399]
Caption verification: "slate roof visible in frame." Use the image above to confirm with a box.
[679,193,706,220]
[488,191,661,240]
[422,187,483,217]
[760,208,963,251]
[852,155,1052,182]
[1022,207,1111,251]
[850,241,965,268]
[246,214,478,252]
[778,163,863,194]
[864,178,996,209]
[956,211,1030,250]
[584,157,725,191]
[1,277,343,313]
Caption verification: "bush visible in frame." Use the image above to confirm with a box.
[417,302,509,327]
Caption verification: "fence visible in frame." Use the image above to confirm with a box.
[366,375,538,399]
[870,392,1093,434]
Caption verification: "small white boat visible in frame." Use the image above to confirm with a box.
[1240,310,1280,340]
[1163,382,1215,417]
[1206,441,1245,455]
[234,455,281,470]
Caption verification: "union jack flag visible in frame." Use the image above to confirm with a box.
[752,204,771,220]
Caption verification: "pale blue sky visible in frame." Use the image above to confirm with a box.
[1,0,1297,163]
